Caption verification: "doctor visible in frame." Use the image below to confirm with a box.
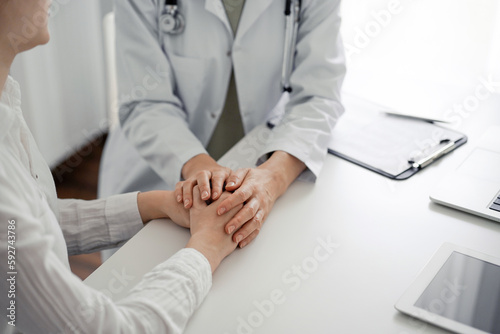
[100,0,345,248]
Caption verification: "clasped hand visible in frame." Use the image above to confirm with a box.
[175,164,283,248]
[174,151,305,248]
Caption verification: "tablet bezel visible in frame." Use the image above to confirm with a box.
[395,243,500,334]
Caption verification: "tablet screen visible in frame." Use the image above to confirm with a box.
[414,251,500,334]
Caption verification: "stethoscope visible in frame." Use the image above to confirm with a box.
[160,0,302,93]
[160,0,185,35]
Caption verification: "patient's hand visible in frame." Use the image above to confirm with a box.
[164,191,190,228]
[187,186,242,272]
[137,191,189,227]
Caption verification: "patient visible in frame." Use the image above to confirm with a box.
[0,1,240,333]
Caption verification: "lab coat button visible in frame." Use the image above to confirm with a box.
[210,112,217,118]
[226,51,232,57]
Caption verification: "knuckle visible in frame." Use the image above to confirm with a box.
[233,168,245,177]
[255,218,263,229]
[247,204,258,217]
[221,167,231,175]
[196,170,209,179]
[253,211,264,227]
[238,188,251,200]
[241,207,253,220]
[212,170,226,180]
[236,213,247,226]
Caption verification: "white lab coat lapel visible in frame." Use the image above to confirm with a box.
[236,0,274,40]
[205,0,233,37]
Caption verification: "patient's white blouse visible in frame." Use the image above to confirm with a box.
[0,76,212,334]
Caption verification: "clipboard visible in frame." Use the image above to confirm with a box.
[327,95,467,180]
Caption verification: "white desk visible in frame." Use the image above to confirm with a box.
[85,93,500,334]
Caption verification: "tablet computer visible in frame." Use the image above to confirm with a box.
[395,243,500,334]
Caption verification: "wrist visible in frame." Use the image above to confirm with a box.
[258,151,306,196]
[162,191,177,219]
[137,191,170,224]
[186,234,226,273]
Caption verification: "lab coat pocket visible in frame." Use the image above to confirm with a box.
[167,54,207,114]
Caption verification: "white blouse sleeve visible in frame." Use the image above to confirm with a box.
[0,150,212,334]
[0,203,212,334]
[58,193,144,255]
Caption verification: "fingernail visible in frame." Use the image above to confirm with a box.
[184,199,190,208]
[236,235,243,244]
[239,242,246,248]
[218,207,226,215]
[212,192,218,199]
[227,226,235,234]
[177,195,182,202]
[227,182,235,187]
[202,191,209,199]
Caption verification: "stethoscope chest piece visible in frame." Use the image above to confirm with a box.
[161,4,185,35]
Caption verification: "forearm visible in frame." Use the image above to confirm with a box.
[59,194,143,255]
[186,235,226,273]
[258,0,345,182]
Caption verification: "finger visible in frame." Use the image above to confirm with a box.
[174,182,184,203]
[211,169,230,200]
[196,170,212,201]
[223,202,244,222]
[192,186,207,208]
[238,229,260,249]
[217,184,253,215]
[225,168,249,191]
[224,198,259,234]
[232,208,264,243]
[182,180,195,209]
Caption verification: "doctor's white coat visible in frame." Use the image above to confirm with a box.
[99,0,345,196]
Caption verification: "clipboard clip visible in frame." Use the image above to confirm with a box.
[408,139,457,169]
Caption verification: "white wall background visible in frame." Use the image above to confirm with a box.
[8,0,500,167]
[340,0,500,117]
[10,0,114,168]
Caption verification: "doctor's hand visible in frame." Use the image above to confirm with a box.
[217,151,306,248]
[187,186,242,272]
[176,154,232,209]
